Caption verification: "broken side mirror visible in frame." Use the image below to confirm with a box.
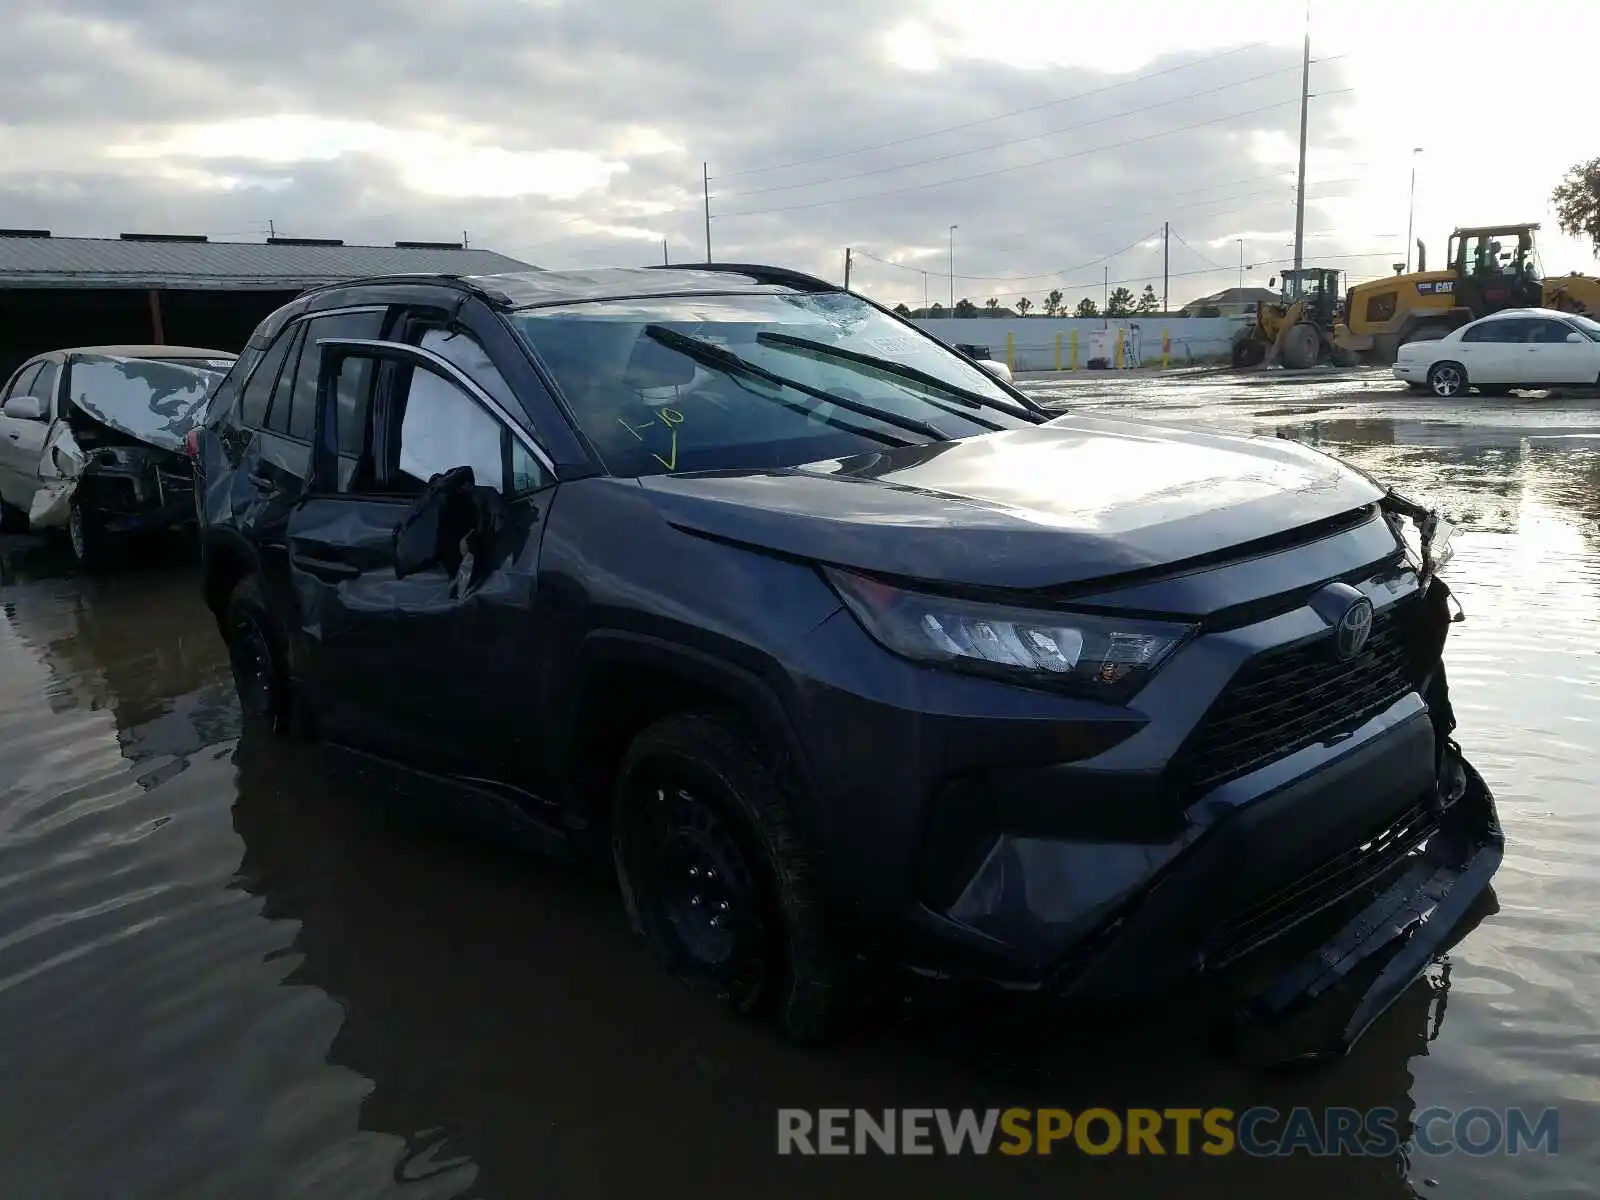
[2,395,46,421]
[393,465,476,578]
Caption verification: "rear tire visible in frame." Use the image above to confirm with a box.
[1427,361,1467,398]
[225,576,295,735]
[612,712,856,1044]
[67,499,109,571]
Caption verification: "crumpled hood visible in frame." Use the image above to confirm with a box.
[635,415,1386,590]
[66,353,230,453]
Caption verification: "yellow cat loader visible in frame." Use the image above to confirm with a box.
[1335,222,1600,364]
[1231,267,1353,369]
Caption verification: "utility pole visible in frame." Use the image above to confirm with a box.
[843,247,852,290]
[463,230,470,249]
[1292,5,1310,273]
[1163,222,1170,313]
[662,238,669,266]
[1405,147,1423,272]
[922,271,929,313]
[1237,238,1245,289]
[948,225,957,310]
[703,162,712,262]
[1103,264,1108,312]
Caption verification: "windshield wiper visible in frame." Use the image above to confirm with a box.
[755,331,1045,423]
[642,326,948,443]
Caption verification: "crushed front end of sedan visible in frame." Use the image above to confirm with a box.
[29,352,230,560]
[192,265,1503,1064]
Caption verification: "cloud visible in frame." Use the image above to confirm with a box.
[0,0,1593,310]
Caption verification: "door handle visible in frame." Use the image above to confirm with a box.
[290,552,360,580]
[6,431,18,440]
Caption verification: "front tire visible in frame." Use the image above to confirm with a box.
[225,576,295,734]
[612,713,854,1043]
[1427,361,1467,398]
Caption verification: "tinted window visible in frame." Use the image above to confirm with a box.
[240,327,297,429]
[292,311,385,451]
[1532,319,1575,344]
[265,325,305,435]
[4,362,43,402]
[27,362,58,404]
[1463,321,1517,343]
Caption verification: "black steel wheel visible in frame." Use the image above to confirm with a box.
[225,576,292,732]
[613,713,856,1042]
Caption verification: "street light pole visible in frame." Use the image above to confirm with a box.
[1237,239,1244,289]
[1405,147,1423,272]
[948,225,957,310]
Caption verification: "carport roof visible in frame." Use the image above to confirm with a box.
[0,232,538,290]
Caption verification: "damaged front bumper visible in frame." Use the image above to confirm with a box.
[29,423,196,535]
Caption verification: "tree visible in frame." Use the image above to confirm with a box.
[1044,288,1063,317]
[984,297,1001,314]
[1074,297,1099,317]
[1015,297,1033,316]
[893,302,911,316]
[1553,158,1600,258]
[1106,286,1136,316]
[928,302,946,317]
[1136,284,1160,314]
[954,298,978,317]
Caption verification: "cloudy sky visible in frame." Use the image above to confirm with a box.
[2,0,1594,310]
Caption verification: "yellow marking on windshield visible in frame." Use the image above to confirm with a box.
[621,406,688,470]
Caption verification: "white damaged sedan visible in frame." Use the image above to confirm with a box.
[1393,308,1600,397]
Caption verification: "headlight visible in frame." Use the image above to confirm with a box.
[823,566,1194,701]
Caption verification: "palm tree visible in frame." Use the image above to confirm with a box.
[1016,297,1033,316]
[984,297,1000,313]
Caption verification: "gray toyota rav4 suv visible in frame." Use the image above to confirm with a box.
[191,263,1501,1057]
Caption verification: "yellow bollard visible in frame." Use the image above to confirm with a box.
[1115,327,1125,369]
[1070,329,1079,370]
[1161,329,1170,370]
[1005,330,1015,372]
[1054,332,1062,372]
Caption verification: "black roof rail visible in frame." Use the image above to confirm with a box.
[292,272,518,308]
[647,262,838,292]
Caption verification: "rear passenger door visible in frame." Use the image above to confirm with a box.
[1458,319,1520,385]
[283,336,558,788]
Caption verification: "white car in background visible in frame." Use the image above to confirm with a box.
[1394,308,1600,397]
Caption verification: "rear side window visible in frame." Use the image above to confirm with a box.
[265,325,306,435]
[294,310,385,449]
[239,327,298,429]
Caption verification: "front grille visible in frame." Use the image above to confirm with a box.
[1177,602,1415,796]
[1201,798,1439,969]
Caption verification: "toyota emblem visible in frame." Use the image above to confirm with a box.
[1335,596,1375,660]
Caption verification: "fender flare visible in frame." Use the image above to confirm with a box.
[563,629,820,805]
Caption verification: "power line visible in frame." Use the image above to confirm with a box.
[710,43,1268,180]
[717,91,1353,219]
[842,179,1360,283]
[720,59,1343,200]
[1169,228,1233,271]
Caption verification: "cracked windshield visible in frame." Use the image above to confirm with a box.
[2,1,1598,1197]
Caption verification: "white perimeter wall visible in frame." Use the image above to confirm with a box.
[910,316,1249,370]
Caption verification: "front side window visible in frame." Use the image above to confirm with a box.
[506,291,1037,477]
[1567,313,1600,343]
[3,362,43,403]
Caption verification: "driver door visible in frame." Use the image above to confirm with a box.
[0,360,50,508]
[284,337,559,787]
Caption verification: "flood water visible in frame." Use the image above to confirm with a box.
[2,377,1597,1198]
